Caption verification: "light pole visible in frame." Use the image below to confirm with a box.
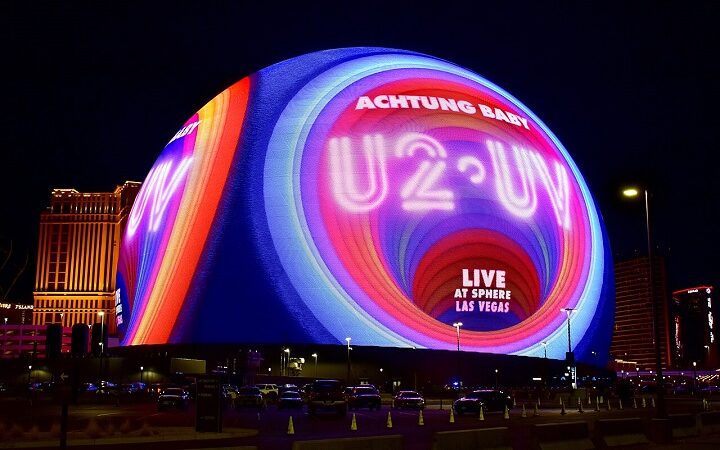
[495,369,499,390]
[311,353,318,378]
[453,322,463,386]
[541,341,548,359]
[623,186,666,418]
[693,361,697,394]
[561,308,577,389]
[98,311,105,380]
[452,322,463,351]
[345,337,352,383]
[140,366,144,384]
[284,348,290,377]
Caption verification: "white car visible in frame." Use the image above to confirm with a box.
[255,383,279,398]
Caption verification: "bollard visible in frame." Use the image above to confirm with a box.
[350,413,357,431]
[521,404,527,418]
[578,397,584,413]
[560,398,566,415]
[619,399,623,410]
[642,397,647,408]
[534,403,539,416]
[386,411,393,429]
[595,396,600,412]
[418,409,424,426]
[513,397,517,407]
[651,397,656,408]
[600,395,604,404]
[450,407,455,423]
[587,395,592,406]
[504,405,510,419]
[633,397,638,409]
[287,416,295,435]
[479,406,485,421]
[537,397,541,408]
[607,400,612,411]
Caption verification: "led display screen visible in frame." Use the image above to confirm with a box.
[117,48,613,361]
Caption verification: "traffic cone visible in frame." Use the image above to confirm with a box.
[287,416,295,435]
[350,413,357,431]
[607,400,612,411]
[537,397,541,408]
[595,396,600,411]
[642,397,647,408]
[703,398,708,411]
[386,411,393,429]
[479,406,485,421]
[619,399,623,410]
[587,395,592,406]
[578,397,584,413]
[560,398,566,415]
[599,395,604,404]
[534,403,539,416]
[513,397,517,407]
[633,397,638,409]
[651,397,656,408]
[521,404,527,418]
[418,409,424,426]
[504,405,510,419]
[450,408,455,423]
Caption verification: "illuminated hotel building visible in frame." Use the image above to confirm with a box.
[611,256,672,370]
[672,286,716,369]
[32,182,140,336]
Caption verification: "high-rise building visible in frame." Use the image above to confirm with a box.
[611,256,672,370]
[32,182,140,336]
[671,286,716,369]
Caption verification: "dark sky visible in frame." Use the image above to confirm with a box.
[1,2,719,301]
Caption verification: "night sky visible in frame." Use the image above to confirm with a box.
[1,2,718,301]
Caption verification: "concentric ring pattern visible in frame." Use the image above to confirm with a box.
[117,48,613,361]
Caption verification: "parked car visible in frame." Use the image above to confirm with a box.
[255,383,279,402]
[393,390,425,409]
[277,390,304,410]
[278,383,299,394]
[453,390,512,415]
[157,387,189,410]
[307,379,347,416]
[235,386,265,410]
[346,385,382,410]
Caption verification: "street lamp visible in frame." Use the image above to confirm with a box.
[495,369,499,389]
[28,365,32,383]
[622,186,666,418]
[452,322,463,351]
[284,348,290,377]
[97,311,105,355]
[693,361,697,394]
[140,366,144,383]
[311,353,318,378]
[345,337,352,383]
[541,341,548,359]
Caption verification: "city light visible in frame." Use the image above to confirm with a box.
[622,188,639,198]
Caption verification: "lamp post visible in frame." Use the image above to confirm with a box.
[495,369,499,390]
[452,322,463,351]
[284,348,290,377]
[98,311,105,380]
[311,353,318,378]
[28,365,32,384]
[561,308,577,389]
[692,361,697,394]
[623,186,666,418]
[452,322,463,386]
[140,366,144,384]
[541,341,548,359]
[345,337,352,383]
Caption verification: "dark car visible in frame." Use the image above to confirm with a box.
[393,390,425,409]
[236,386,264,410]
[346,385,382,411]
[278,390,304,410]
[453,389,512,415]
[157,387,189,410]
[307,379,347,416]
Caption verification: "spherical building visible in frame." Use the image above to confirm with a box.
[116,47,613,362]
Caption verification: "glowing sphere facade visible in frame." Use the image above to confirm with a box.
[117,48,613,361]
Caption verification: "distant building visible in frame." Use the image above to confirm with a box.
[671,286,716,369]
[0,322,71,359]
[32,182,140,336]
[611,256,672,370]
